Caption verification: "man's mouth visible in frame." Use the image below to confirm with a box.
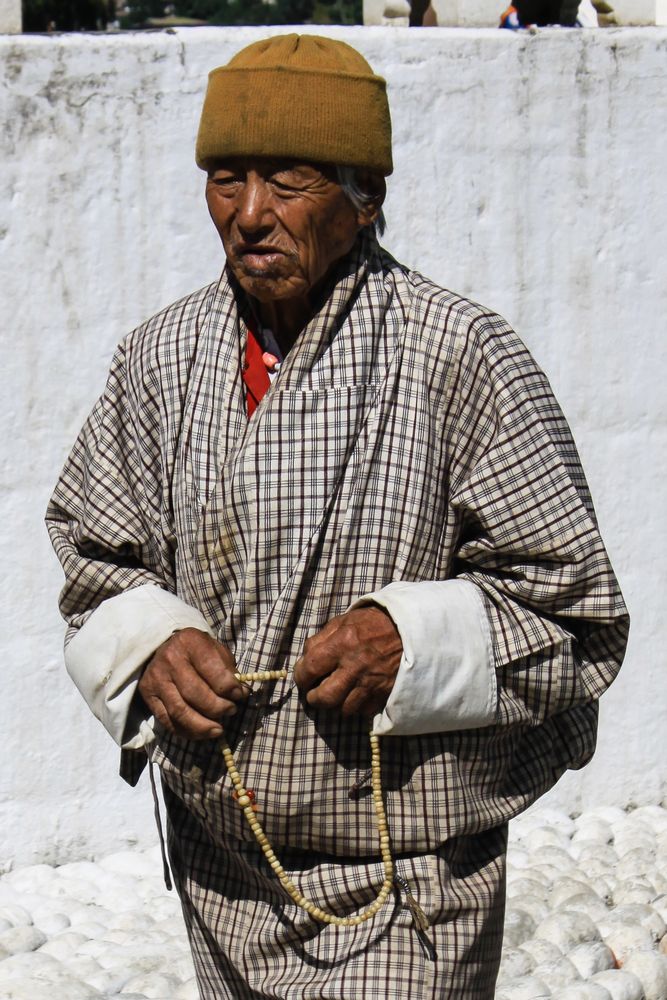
[236,245,286,269]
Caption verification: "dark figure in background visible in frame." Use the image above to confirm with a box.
[517,0,580,22]
[500,0,581,25]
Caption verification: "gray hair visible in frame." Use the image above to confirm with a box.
[336,166,386,237]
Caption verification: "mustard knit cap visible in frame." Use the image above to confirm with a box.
[195,34,393,176]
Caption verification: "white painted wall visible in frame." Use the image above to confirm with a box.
[1,26,665,869]
[0,0,21,33]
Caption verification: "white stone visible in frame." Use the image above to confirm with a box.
[503,908,538,948]
[508,848,532,871]
[551,987,613,1000]
[557,893,610,923]
[533,956,581,989]
[530,848,578,873]
[525,828,574,854]
[62,955,103,981]
[605,904,666,943]
[550,878,602,910]
[69,919,111,941]
[516,896,553,926]
[149,895,182,918]
[99,946,167,975]
[629,808,667,835]
[520,939,566,965]
[616,849,657,880]
[573,819,614,844]
[0,925,47,954]
[153,915,187,938]
[38,930,89,959]
[498,946,536,982]
[585,861,621,884]
[67,903,114,925]
[612,825,656,858]
[600,923,656,963]
[568,942,616,979]
[653,896,667,925]
[0,903,33,928]
[535,911,601,952]
[532,865,575,888]
[175,979,201,1000]
[77,936,115,959]
[169,953,197,981]
[99,852,161,879]
[2,865,58,892]
[49,879,103,907]
[0,951,63,980]
[0,982,83,1000]
[612,881,658,907]
[524,809,577,840]
[36,963,102,992]
[34,911,72,935]
[570,842,618,868]
[121,971,186,996]
[585,810,627,829]
[590,970,646,1000]
[622,952,667,1000]
[495,975,552,999]
[87,967,135,993]
[508,878,551,902]
[101,927,136,945]
[57,861,104,882]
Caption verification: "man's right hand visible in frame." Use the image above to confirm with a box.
[138,628,248,741]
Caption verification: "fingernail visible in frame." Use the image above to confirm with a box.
[209,726,223,737]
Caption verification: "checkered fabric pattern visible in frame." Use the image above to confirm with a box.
[165,784,507,999]
[47,231,628,992]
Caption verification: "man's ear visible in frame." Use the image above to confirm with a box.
[355,172,387,227]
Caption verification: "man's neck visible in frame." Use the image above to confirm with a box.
[256,297,312,357]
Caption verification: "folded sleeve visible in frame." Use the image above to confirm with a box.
[349,579,497,736]
[64,584,215,749]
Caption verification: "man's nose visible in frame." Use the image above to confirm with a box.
[236,176,271,234]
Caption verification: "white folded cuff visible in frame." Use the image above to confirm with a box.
[348,579,497,737]
[64,584,215,750]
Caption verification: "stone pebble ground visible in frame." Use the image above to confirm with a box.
[0,805,666,1000]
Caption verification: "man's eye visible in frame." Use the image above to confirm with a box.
[211,175,238,187]
[271,175,301,192]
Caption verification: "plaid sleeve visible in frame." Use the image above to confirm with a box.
[445,312,630,731]
[45,340,176,645]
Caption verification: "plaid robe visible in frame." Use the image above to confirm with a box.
[47,232,628,993]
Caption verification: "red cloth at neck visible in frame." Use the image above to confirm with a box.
[243,327,271,418]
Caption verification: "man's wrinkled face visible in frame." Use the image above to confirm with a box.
[205,158,367,304]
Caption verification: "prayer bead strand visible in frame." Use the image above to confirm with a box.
[234,670,288,684]
[221,669,394,926]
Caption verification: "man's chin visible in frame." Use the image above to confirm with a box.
[233,269,305,303]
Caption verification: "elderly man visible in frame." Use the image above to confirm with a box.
[47,34,628,999]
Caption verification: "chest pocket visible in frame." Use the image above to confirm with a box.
[195,382,381,614]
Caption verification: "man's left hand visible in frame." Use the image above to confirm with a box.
[294,606,402,717]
